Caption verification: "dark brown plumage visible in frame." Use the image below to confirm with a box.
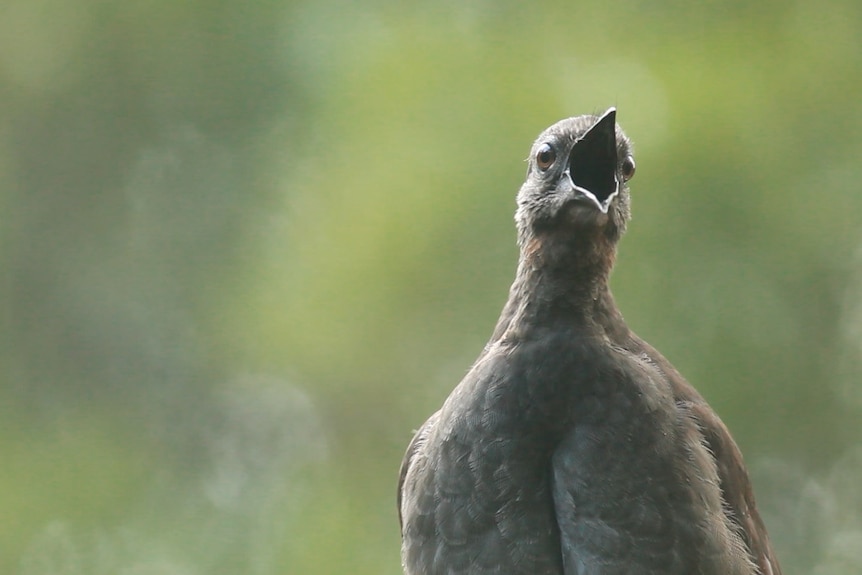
[398,109,781,575]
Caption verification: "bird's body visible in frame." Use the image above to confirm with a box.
[398,110,780,575]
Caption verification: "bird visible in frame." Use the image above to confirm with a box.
[397,108,781,575]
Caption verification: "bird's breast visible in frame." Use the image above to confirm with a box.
[401,333,728,575]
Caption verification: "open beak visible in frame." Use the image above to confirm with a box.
[564,107,619,214]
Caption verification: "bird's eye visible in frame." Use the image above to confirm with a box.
[621,156,636,181]
[535,144,556,171]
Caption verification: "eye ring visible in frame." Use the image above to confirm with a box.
[621,156,636,181]
[535,143,556,171]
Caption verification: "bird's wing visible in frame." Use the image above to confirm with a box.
[631,336,782,575]
[397,410,440,531]
[551,337,778,575]
[686,400,781,575]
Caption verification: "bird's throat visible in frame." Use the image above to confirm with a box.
[492,230,620,337]
[521,226,617,285]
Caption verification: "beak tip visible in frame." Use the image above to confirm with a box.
[596,107,617,132]
[599,107,616,124]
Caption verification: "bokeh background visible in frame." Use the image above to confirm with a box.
[2,1,862,573]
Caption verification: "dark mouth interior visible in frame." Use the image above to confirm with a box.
[569,130,617,204]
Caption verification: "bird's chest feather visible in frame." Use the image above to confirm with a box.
[401,335,678,574]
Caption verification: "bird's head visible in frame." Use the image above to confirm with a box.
[515,108,635,250]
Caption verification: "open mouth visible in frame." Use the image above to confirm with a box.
[567,108,619,212]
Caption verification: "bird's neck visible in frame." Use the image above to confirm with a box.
[491,229,628,341]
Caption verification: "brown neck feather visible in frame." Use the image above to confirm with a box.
[490,225,628,343]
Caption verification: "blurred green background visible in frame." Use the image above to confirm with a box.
[1,1,861,573]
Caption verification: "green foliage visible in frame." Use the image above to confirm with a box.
[2,0,862,573]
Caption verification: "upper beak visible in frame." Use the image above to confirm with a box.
[564,107,619,214]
